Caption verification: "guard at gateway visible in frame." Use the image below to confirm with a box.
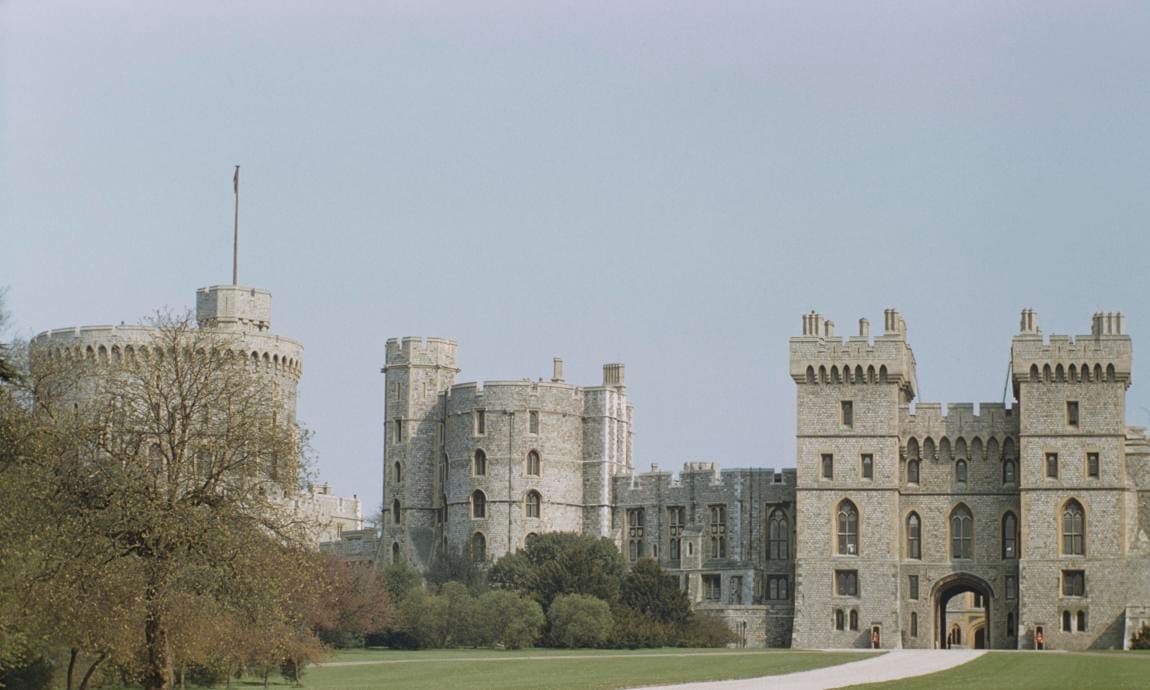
[376,308,1150,650]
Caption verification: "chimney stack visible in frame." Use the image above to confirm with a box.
[603,363,625,387]
[859,318,870,338]
[551,357,564,382]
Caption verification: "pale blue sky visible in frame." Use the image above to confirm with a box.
[3,1,1148,514]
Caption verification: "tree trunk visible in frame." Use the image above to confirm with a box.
[142,572,174,690]
[78,653,107,690]
[66,647,78,690]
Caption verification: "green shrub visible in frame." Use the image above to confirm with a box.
[0,655,55,690]
[548,594,613,648]
[1131,623,1150,650]
[678,612,738,648]
[478,591,545,650]
[186,662,231,688]
[609,607,673,649]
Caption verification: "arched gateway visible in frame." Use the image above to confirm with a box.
[932,573,994,650]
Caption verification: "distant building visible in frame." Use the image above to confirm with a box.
[354,308,1150,650]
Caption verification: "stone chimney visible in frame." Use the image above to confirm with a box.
[551,357,564,382]
[603,363,625,387]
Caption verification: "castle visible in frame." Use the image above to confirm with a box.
[30,282,364,544]
[376,308,1150,650]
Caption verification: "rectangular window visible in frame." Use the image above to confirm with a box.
[709,505,727,559]
[834,609,845,630]
[835,569,859,597]
[1006,575,1017,600]
[1046,452,1059,479]
[394,419,404,443]
[475,409,486,435]
[908,575,919,600]
[627,508,645,561]
[1062,570,1085,597]
[1087,452,1099,479]
[822,454,834,479]
[841,401,853,428]
[703,574,722,601]
[861,453,874,480]
[529,410,540,434]
[1067,401,1079,427]
[767,575,789,601]
[668,506,685,560]
[730,576,744,604]
[910,612,918,637]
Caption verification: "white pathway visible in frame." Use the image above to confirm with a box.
[637,649,986,690]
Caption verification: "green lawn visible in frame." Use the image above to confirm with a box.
[287,647,875,690]
[845,651,1150,690]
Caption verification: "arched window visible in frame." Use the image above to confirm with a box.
[768,509,789,560]
[1003,459,1016,484]
[392,499,402,525]
[473,449,487,476]
[470,532,486,562]
[527,450,541,476]
[393,461,403,482]
[835,609,845,631]
[1061,500,1085,555]
[849,610,859,631]
[955,459,968,483]
[806,366,816,384]
[1062,610,1072,632]
[1002,512,1018,559]
[907,459,920,484]
[837,500,859,556]
[861,454,873,479]
[950,504,973,559]
[906,512,921,559]
[391,542,400,563]
[525,490,541,518]
[471,490,487,519]
[1077,610,1087,632]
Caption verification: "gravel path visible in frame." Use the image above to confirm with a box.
[635,649,985,690]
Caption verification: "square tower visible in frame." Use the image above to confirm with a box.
[790,310,917,649]
[1012,310,1134,650]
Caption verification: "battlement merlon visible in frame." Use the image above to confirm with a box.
[195,285,271,333]
[383,336,459,370]
[1010,309,1132,387]
[790,308,918,400]
[900,402,1019,438]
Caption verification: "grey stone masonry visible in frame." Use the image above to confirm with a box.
[373,308,1150,650]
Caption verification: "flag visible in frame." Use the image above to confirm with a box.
[233,165,240,194]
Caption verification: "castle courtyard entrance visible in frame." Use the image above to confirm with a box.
[932,573,993,650]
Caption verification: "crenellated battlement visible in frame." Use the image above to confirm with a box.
[900,402,1019,445]
[384,336,459,369]
[790,308,918,399]
[1010,309,1132,389]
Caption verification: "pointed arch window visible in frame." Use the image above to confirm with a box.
[525,490,541,519]
[768,509,789,560]
[474,449,487,476]
[906,512,921,559]
[950,504,973,559]
[1002,511,1018,559]
[1003,459,1016,484]
[526,450,541,476]
[470,532,486,562]
[837,500,859,556]
[391,542,401,563]
[471,490,487,519]
[393,461,403,483]
[907,459,920,484]
[392,499,402,525]
[955,459,968,483]
[1061,500,1085,556]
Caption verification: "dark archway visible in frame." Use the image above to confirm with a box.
[932,572,994,650]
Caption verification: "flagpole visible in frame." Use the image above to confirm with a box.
[232,165,240,285]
